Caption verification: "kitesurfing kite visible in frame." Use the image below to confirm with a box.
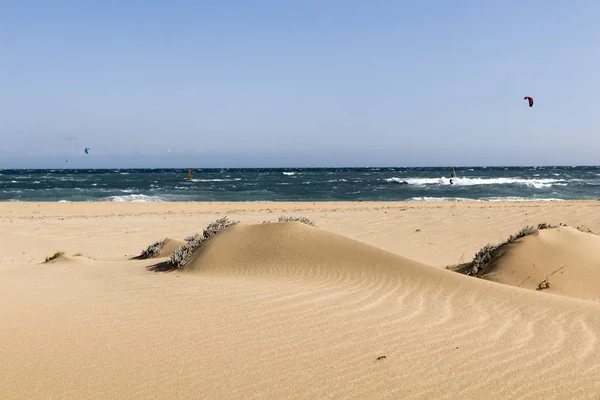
[84,148,90,154]
[524,96,534,107]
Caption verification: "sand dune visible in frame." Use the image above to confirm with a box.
[183,221,435,280]
[472,226,600,302]
[2,202,600,399]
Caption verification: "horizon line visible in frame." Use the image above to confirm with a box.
[1,164,599,170]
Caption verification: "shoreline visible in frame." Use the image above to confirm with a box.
[2,199,599,216]
[5,196,592,202]
[2,199,600,215]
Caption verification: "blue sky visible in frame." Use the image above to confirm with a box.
[1,0,599,168]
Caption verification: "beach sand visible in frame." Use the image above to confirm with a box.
[1,200,599,399]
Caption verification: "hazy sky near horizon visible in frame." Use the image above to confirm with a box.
[1,0,599,168]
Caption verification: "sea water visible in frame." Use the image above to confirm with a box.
[1,166,599,202]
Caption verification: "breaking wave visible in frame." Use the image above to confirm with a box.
[386,176,567,189]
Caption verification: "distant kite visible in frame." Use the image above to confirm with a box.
[84,148,90,154]
[524,96,534,107]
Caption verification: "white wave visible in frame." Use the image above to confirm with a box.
[484,197,564,202]
[386,176,566,189]
[190,178,241,182]
[107,194,165,202]
[327,179,347,183]
[385,178,409,184]
[283,172,296,176]
[410,197,476,202]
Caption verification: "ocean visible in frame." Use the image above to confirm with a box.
[1,167,599,202]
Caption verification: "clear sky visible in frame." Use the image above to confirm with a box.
[1,0,599,168]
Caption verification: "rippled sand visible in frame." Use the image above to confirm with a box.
[1,201,599,399]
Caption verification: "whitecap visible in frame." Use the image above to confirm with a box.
[387,176,566,189]
[106,194,165,202]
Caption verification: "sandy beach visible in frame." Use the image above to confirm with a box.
[1,200,600,399]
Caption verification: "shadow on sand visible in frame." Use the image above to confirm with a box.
[146,261,178,273]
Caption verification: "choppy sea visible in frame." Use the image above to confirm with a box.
[1,167,599,202]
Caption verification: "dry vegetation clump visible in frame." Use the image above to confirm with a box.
[467,244,499,275]
[278,216,316,226]
[168,217,239,268]
[139,238,168,259]
[536,266,566,291]
[464,223,555,277]
[44,251,65,263]
[184,233,200,243]
[262,216,316,226]
[576,225,596,234]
